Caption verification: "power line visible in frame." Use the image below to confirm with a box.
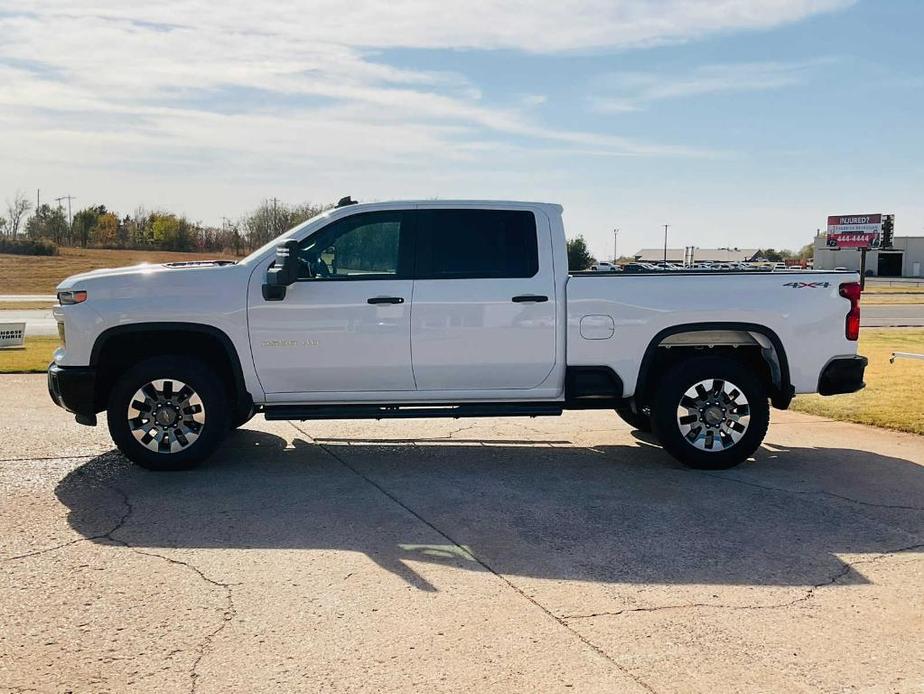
[54,195,76,227]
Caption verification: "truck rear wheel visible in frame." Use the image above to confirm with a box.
[107,356,230,470]
[650,356,769,470]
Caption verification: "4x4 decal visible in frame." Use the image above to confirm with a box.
[783,281,831,289]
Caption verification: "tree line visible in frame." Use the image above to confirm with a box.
[0,191,332,255]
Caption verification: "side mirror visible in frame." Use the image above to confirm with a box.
[262,240,299,301]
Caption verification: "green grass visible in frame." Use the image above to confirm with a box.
[0,336,59,373]
[792,328,924,435]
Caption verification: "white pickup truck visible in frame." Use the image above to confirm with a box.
[48,199,867,471]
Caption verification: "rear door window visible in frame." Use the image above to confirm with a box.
[414,209,538,279]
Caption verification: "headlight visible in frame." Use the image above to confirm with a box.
[57,290,87,305]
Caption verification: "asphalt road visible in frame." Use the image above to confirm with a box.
[4,303,924,338]
[0,294,57,302]
[0,309,57,336]
[1,374,922,692]
[861,304,924,327]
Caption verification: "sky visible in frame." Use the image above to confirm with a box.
[1,0,922,259]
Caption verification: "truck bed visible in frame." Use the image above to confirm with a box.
[565,270,858,396]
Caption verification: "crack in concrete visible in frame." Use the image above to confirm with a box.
[292,421,659,694]
[5,476,238,694]
[2,470,135,562]
[582,443,924,511]
[0,453,99,463]
[446,423,480,439]
[562,541,924,621]
[4,536,97,562]
[127,547,237,694]
[96,484,237,694]
[697,471,924,512]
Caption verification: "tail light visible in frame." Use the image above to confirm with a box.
[839,282,861,341]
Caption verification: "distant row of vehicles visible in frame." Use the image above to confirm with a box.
[590,261,793,273]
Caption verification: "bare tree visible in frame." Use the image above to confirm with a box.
[6,191,33,238]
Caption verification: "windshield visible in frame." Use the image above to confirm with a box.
[237,208,335,265]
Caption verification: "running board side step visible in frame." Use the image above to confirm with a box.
[263,403,564,421]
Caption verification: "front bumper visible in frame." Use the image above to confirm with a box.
[818,355,867,396]
[48,362,98,425]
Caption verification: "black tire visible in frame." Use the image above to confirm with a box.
[232,404,257,429]
[107,356,230,471]
[615,405,652,433]
[650,355,769,470]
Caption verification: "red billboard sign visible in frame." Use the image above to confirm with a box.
[826,214,882,249]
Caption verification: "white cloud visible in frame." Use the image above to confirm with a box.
[0,1,854,219]
[13,0,855,53]
[590,60,831,112]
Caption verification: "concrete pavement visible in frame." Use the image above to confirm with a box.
[1,374,922,692]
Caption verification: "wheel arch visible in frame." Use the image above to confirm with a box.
[634,322,793,410]
[90,322,252,418]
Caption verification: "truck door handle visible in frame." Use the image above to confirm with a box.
[367,296,405,304]
[512,294,549,303]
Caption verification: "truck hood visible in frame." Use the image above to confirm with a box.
[56,260,236,291]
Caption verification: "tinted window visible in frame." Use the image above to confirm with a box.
[415,209,538,279]
[297,211,407,279]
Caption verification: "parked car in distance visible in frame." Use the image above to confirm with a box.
[591,261,619,272]
[773,262,788,271]
[621,262,656,273]
[49,199,867,473]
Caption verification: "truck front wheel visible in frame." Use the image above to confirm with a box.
[650,356,769,470]
[107,356,230,470]
[615,405,652,433]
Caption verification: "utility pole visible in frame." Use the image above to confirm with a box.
[55,195,76,227]
[859,247,867,291]
[663,224,670,263]
[36,188,40,209]
[613,228,619,262]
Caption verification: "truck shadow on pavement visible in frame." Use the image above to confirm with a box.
[56,427,924,592]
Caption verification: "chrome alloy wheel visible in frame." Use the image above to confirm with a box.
[127,379,205,454]
[676,378,750,452]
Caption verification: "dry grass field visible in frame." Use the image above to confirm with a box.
[862,294,924,305]
[5,329,921,436]
[0,301,55,310]
[862,283,924,305]
[865,285,924,293]
[0,247,241,295]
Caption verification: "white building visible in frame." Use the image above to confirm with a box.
[813,235,924,277]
